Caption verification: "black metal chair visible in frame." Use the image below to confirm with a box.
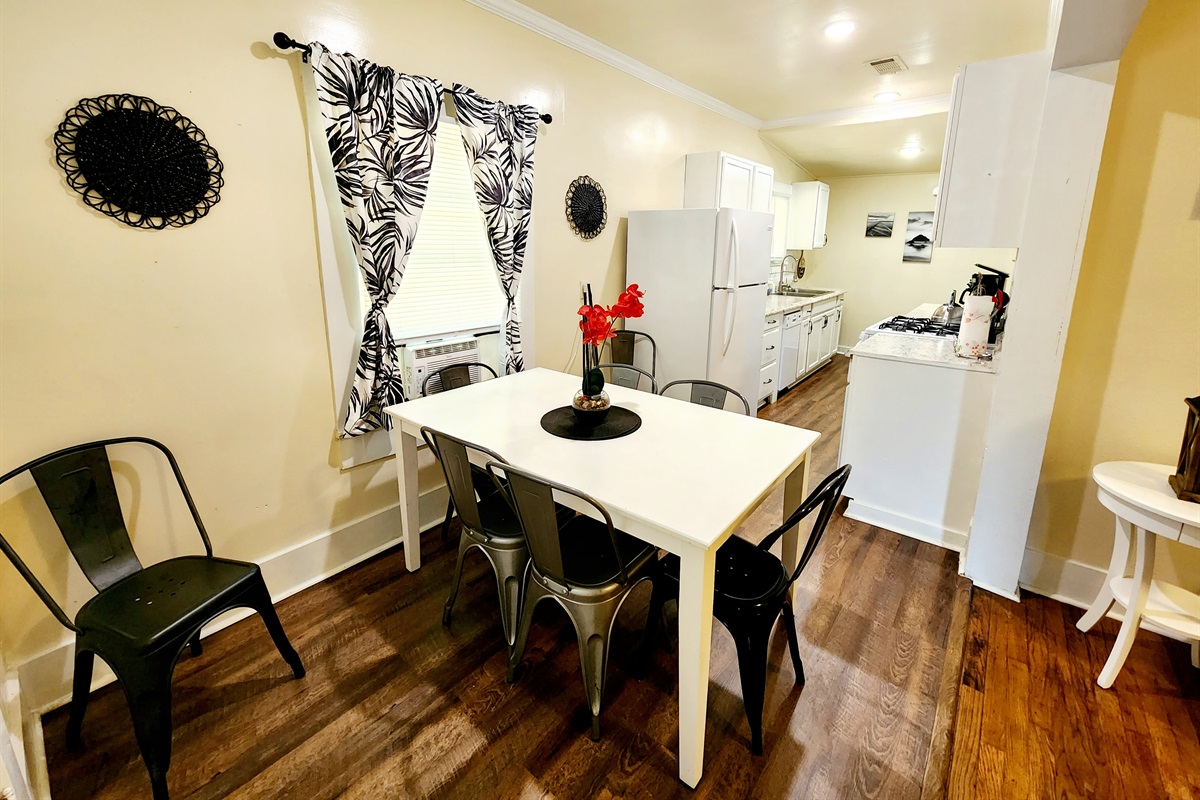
[647,464,851,754]
[487,461,660,741]
[0,438,305,800]
[420,361,500,541]
[660,379,751,415]
[608,329,657,379]
[595,363,658,393]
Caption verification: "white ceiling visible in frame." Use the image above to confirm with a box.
[762,112,949,177]
[513,0,1051,177]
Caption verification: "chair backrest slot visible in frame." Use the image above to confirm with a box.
[661,379,751,416]
[30,447,143,591]
[421,427,506,537]
[507,471,568,584]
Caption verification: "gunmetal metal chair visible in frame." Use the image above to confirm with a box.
[608,329,657,379]
[660,379,751,415]
[0,437,305,800]
[487,461,660,741]
[595,363,657,393]
[647,465,851,754]
[421,361,500,540]
[422,428,569,646]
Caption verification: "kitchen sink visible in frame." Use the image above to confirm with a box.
[776,288,830,297]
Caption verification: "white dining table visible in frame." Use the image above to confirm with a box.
[385,367,820,787]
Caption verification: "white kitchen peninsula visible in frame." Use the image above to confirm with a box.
[838,331,997,555]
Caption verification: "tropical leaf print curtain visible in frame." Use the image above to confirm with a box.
[451,84,539,374]
[310,42,442,437]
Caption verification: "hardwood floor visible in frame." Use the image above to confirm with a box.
[42,357,967,799]
[947,590,1200,800]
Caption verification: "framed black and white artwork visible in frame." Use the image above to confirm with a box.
[903,211,934,262]
[865,212,894,237]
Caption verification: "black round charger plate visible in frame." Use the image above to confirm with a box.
[541,406,641,441]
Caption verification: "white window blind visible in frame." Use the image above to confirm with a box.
[383,120,504,341]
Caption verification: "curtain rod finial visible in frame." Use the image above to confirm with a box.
[540,113,552,124]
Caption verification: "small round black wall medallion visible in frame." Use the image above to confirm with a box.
[54,94,224,229]
[565,175,607,240]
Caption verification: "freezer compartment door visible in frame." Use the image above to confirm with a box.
[712,208,773,289]
[707,283,769,407]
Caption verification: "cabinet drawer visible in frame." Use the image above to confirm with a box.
[764,313,783,334]
[761,328,782,366]
[758,363,777,401]
[812,296,840,315]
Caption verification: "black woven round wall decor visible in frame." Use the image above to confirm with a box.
[565,175,607,240]
[54,94,223,229]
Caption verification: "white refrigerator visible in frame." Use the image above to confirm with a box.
[626,208,772,407]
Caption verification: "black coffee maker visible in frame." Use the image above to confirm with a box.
[959,264,1011,343]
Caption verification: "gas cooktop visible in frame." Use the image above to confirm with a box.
[877,316,960,337]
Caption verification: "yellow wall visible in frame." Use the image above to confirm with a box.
[1029,0,1200,587]
[0,0,811,667]
[799,173,1017,347]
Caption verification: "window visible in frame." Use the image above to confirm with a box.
[382,119,504,341]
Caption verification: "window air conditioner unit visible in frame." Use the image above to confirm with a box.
[400,334,481,399]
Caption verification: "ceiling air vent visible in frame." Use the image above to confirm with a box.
[865,55,908,75]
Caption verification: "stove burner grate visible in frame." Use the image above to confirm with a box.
[878,316,961,337]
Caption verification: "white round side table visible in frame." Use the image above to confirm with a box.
[1077,462,1200,687]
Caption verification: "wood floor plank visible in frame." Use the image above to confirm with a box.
[946,590,1199,800]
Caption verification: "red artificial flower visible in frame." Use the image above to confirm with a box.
[611,283,645,320]
[578,304,614,346]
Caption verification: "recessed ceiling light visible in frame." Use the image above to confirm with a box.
[899,144,923,158]
[874,91,901,103]
[824,20,856,40]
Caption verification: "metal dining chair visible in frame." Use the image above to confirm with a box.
[0,437,305,800]
[646,464,851,754]
[595,363,658,393]
[420,361,498,397]
[487,461,661,741]
[421,361,500,540]
[608,329,657,379]
[421,428,574,646]
[660,379,751,415]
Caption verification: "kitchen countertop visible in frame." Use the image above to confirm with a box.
[850,333,999,373]
[764,288,844,317]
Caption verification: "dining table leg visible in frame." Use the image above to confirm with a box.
[395,428,422,571]
[781,454,812,606]
[676,541,717,788]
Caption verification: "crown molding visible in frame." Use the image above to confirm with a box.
[760,94,952,131]
[463,0,763,129]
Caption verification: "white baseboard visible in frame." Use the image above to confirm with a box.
[844,499,968,553]
[11,485,450,798]
[1019,547,1194,643]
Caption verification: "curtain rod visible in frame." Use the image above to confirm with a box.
[272,32,553,124]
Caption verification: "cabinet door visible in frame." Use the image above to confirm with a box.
[803,318,822,374]
[934,51,1049,248]
[819,312,835,360]
[813,182,830,249]
[786,181,829,250]
[750,165,774,213]
[831,307,843,354]
[719,155,754,210]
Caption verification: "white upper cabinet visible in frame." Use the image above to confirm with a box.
[786,181,829,250]
[684,151,774,213]
[934,50,1051,249]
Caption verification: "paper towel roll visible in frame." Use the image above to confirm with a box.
[956,295,992,357]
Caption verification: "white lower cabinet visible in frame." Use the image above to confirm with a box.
[839,352,996,551]
[761,292,845,404]
[759,313,783,404]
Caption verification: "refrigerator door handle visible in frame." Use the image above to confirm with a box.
[722,287,737,355]
[728,215,740,290]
